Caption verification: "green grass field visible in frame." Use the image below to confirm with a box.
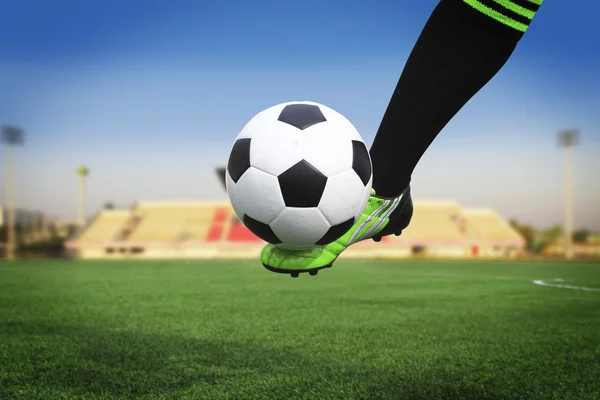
[1,259,599,399]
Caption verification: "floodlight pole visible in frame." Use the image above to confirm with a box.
[6,148,15,258]
[2,126,24,260]
[558,130,579,260]
[77,166,89,228]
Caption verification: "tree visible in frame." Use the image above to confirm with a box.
[104,202,115,210]
[509,219,538,252]
[572,229,591,243]
[536,224,563,252]
[542,225,562,243]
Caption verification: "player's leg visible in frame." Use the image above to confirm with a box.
[370,0,543,241]
[371,0,543,198]
[262,0,544,276]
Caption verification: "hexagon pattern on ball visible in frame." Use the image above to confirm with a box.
[270,207,331,249]
[278,160,328,208]
[243,215,281,244]
[277,104,327,130]
[317,169,368,225]
[351,140,372,186]
[226,101,373,248]
[227,138,251,183]
[235,167,285,224]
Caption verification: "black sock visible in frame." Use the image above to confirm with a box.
[370,0,542,197]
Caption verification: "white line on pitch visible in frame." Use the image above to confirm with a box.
[532,279,600,292]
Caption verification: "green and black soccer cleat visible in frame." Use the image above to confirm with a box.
[261,186,413,277]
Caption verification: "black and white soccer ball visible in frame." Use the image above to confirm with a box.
[226,101,372,249]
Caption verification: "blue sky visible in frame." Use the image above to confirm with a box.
[0,0,599,229]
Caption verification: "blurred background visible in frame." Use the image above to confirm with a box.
[1,0,599,260]
[1,2,600,399]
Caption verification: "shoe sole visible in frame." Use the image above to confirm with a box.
[262,263,333,278]
[372,229,403,242]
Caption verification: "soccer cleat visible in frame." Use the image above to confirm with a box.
[261,185,413,277]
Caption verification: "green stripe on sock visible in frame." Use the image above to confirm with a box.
[526,0,543,5]
[494,0,536,19]
[463,0,529,32]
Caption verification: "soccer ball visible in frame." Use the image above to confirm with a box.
[226,101,372,249]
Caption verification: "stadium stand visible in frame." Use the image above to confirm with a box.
[400,201,468,242]
[462,209,523,243]
[126,203,193,242]
[461,208,524,257]
[66,199,525,260]
[180,206,224,242]
[377,201,472,258]
[75,209,130,243]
